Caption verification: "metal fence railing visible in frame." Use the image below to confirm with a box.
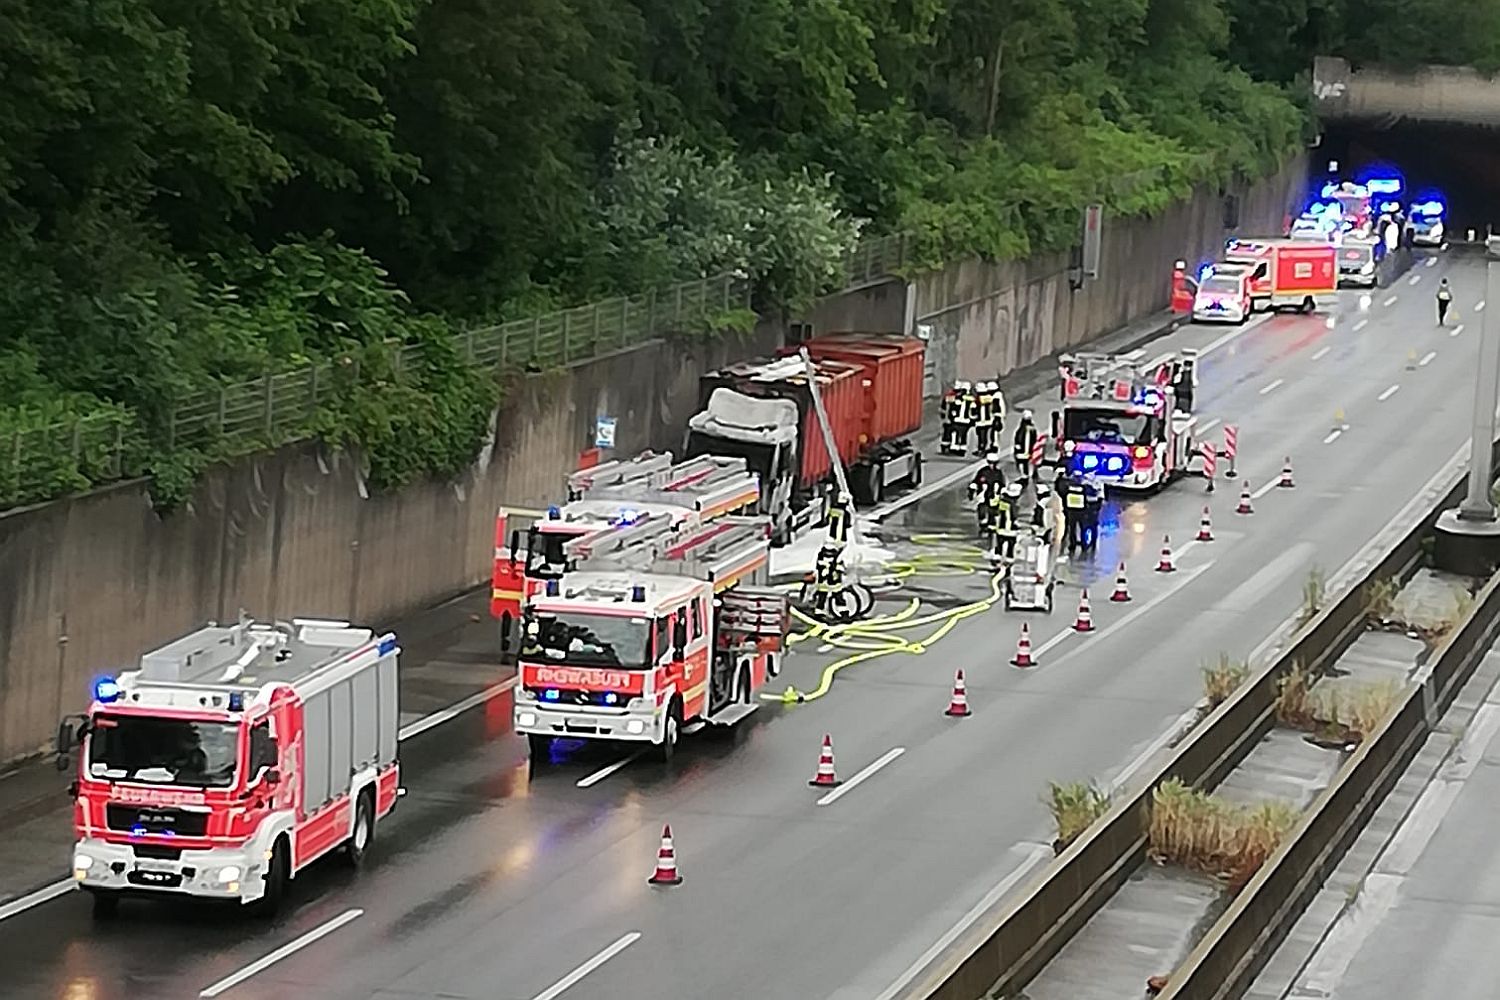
[841,232,911,288]
[3,272,753,507]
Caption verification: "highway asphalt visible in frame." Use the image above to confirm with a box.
[0,253,1489,1000]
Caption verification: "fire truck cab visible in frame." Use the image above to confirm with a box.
[1057,350,1200,492]
[515,512,788,762]
[57,617,401,918]
[491,453,762,651]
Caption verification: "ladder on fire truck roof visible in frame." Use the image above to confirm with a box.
[566,450,675,501]
[560,511,680,568]
[1061,348,1197,402]
[650,516,771,592]
[593,455,759,515]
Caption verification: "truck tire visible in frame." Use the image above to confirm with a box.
[1300,295,1314,314]
[255,838,289,918]
[738,665,752,704]
[909,451,924,488]
[87,889,120,920]
[345,790,375,869]
[659,700,682,764]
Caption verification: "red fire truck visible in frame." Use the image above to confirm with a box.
[56,617,401,918]
[1222,238,1338,313]
[515,512,788,762]
[490,453,762,651]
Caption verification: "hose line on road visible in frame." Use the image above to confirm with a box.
[770,533,1007,704]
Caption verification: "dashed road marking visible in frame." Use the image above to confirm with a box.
[1312,346,1332,360]
[817,747,906,806]
[1452,324,1466,338]
[200,909,365,997]
[1383,295,1399,307]
[533,933,643,1000]
[1353,319,1369,332]
[1378,385,1400,402]
[1419,351,1437,367]
[1324,429,1343,445]
[1259,378,1284,395]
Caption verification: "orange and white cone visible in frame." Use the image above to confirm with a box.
[1156,536,1176,573]
[1110,563,1132,602]
[648,824,683,885]
[1196,505,1214,542]
[1236,484,1254,515]
[945,670,972,717]
[1073,590,1095,632]
[1279,456,1295,488]
[809,734,841,787]
[1012,623,1036,667]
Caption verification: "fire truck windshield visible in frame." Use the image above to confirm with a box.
[87,714,240,787]
[522,611,652,669]
[1064,407,1157,445]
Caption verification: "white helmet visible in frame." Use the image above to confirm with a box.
[955,380,972,391]
[1022,409,1034,421]
[986,450,1002,464]
[1005,483,1024,499]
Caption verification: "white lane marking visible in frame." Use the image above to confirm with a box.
[577,753,642,788]
[1196,417,1221,435]
[817,747,906,806]
[1425,256,1438,267]
[1478,300,1487,312]
[1378,384,1400,402]
[1353,319,1369,332]
[1452,323,1466,338]
[1259,378,1284,395]
[873,842,1053,1000]
[1198,313,1272,358]
[1041,564,1212,673]
[533,932,642,1000]
[1408,273,1422,286]
[1292,872,1402,998]
[0,881,73,923]
[1312,346,1332,361]
[200,908,364,997]
[1324,429,1343,444]
[1382,295,1399,307]
[399,676,520,741]
[1419,351,1437,367]
[1172,539,1202,563]
[872,461,980,520]
[1033,626,1079,659]
[1252,477,1282,500]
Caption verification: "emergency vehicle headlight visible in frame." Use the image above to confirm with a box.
[73,854,94,872]
[94,677,121,703]
[1105,457,1126,473]
[1081,454,1098,470]
[1132,446,1151,460]
[216,866,241,884]
[518,711,538,727]
[626,719,646,735]
[604,693,619,706]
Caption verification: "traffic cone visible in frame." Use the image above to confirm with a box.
[945,670,972,717]
[1279,457,1295,488]
[1073,590,1095,632]
[1407,349,1417,370]
[1110,563,1132,602]
[809,734,841,787]
[1157,536,1176,573]
[648,824,683,885]
[1196,506,1214,542]
[1011,623,1036,667]
[1236,484,1254,515]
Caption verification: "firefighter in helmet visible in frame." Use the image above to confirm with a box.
[1061,468,1088,556]
[973,381,998,456]
[990,482,1023,563]
[1013,409,1039,483]
[968,451,1007,535]
[940,381,965,455]
[812,491,853,616]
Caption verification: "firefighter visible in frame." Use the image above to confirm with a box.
[1172,357,1197,413]
[1061,469,1087,556]
[1437,278,1453,326]
[973,381,998,456]
[990,482,1022,563]
[952,381,976,455]
[812,492,853,615]
[940,382,965,455]
[1013,409,1039,483]
[1081,475,1105,552]
[968,451,1007,535]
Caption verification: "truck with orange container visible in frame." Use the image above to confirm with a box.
[686,334,925,541]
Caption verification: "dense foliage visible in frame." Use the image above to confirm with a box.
[12,0,1423,505]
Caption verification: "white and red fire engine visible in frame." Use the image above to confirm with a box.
[1056,349,1201,492]
[514,511,788,762]
[57,617,401,918]
[490,453,761,650]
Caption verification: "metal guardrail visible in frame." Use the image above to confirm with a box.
[2,273,750,506]
[900,437,1493,1000]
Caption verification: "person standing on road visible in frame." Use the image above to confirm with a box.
[973,382,998,456]
[990,483,1022,563]
[1081,475,1104,553]
[969,452,1007,536]
[1013,410,1039,484]
[1061,470,1087,556]
[1437,278,1453,326]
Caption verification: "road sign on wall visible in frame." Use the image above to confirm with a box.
[1082,204,1103,278]
[595,416,617,450]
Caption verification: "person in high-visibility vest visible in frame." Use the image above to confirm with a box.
[1437,278,1453,326]
[973,382,998,456]
[812,492,853,614]
[990,483,1022,562]
[1061,470,1087,556]
[940,382,966,455]
[952,381,976,455]
[1030,482,1054,543]
[969,451,1007,535]
[1081,475,1104,552]
[1013,410,1039,482]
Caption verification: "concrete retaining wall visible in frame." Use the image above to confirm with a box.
[0,156,1309,763]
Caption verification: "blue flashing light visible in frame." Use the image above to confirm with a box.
[604,692,619,706]
[546,505,561,519]
[545,579,560,596]
[1197,263,1214,283]
[542,689,560,701]
[130,825,146,837]
[1379,201,1402,215]
[227,691,245,712]
[1413,200,1445,217]
[94,677,121,703]
[1367,178,1402,194]
[1320,182,1338,199]
[1081,454,1099,471]
[1105,456,1126,473]
[613,507,642,525]
[377,635,398,657]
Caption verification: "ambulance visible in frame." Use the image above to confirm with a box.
[490,453,761,652]
[1222,238,1338,314]
[1191,265,1255,325]
[515,512,788,762]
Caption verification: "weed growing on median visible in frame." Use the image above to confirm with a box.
[1278,664,1403,743]
[1148,779,1300,891]
[1045,781,1111,852]
[1364,577,1399,624]
[1203,653,1250,708]
[1274,662,1316,729]
[1300,566,1327,624]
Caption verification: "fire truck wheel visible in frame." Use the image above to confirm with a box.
[527,734,551,763]
[345,791,375,869]
[256,838,289,918]
[659,700,682,764]
[87,889,120,919]
[737,664,752,704]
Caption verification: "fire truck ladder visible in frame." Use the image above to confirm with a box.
[1061,349,1148,399]
[652,516,771,592]
[567,450,675,501]
[560,511,680,571]
[595,456,759,517]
